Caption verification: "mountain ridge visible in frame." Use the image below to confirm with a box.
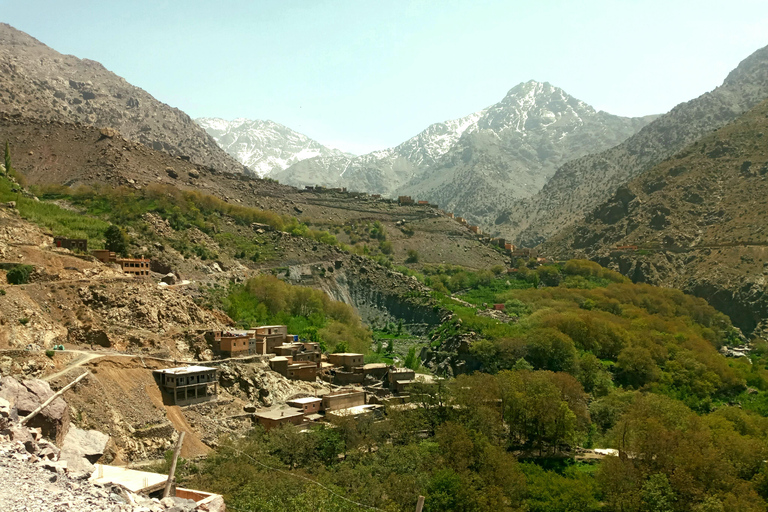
[0,23,246,175]
[498,43,768,247]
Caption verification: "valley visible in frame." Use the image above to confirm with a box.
[1,17,768,512]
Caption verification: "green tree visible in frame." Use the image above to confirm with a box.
[406,249,420,263]
[104,224,129,256]
[6,264,33,285]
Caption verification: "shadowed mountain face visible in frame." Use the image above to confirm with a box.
[196,118,351,178]
[0,23,246,175]
[272,81,654,215]
[542,98,768,335]
[498,44,768,247]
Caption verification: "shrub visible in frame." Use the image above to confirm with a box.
[104,225,129,255]
[45,350,55,358]
[18,317,30,325]
[7,264,33,285]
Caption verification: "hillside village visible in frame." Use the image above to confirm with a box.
[3,17,768,512]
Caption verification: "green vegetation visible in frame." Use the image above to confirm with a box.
[104,225,129,256]
[213,274,372,354]
[4,141,12,176]
[6,264,34,285]
[18,317,30,325]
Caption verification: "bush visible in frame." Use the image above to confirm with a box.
[45,350,55,358]
[7,264,33,285]
[406,249,420,263]
[18,317,30,325]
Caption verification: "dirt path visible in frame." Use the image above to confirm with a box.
[42,350,101,382]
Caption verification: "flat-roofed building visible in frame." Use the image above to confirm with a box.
[92,249,116,264]
[287,397,323,415]
[255,408,305,431]
[328,353,365,371]
[322,388,365,411]
[269,356,318,382]
[117,257,151,277]
[54,237,88,252]
[155,365,218,406]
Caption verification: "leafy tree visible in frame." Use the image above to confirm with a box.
[104,224,129,256]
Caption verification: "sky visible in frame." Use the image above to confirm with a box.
[2,0,768,154]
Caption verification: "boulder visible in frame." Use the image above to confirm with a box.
[99,127,118,139]
[166,167,179,179]
[188,169,200,179]
[161,273,177,285]
[59,426,110,475]
[0,377,70,444]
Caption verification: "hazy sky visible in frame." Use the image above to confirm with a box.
[3,0,768,154]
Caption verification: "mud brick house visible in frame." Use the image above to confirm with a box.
[253,325,293,353]
[387,368,416,394]
[469,225,481,234]
[255,408,305,430]
[269,356,318,381]
[212,331,253,358]
[53,237,87,252]
[92,249,116,263]
[155,366,218,406]
[328,353,365,371]
[322,389,365,411]
[398,195,414,205]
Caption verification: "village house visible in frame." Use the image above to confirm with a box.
[212,331,253,358]
[287,397,323,416]
[269,356,318,381]
[398,195,414,205]
[469,225,481,234]
[53,236,88,252]
[387,368,416,394]
[255,408,305,431]
[328,353,365,371]
[456,217,467,225]
[505,243,515,252]
[322,388,366,411]
[92,249,116,263]
[154,365,218,406]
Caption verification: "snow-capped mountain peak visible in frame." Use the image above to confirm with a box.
[196,117,350,177]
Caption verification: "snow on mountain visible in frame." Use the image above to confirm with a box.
[195,118,350,177]
[275,81,654,210]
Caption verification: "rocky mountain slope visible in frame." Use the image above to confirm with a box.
[542,98,768,335]
[0,24,245,175]
[196,117,350,177]
[499,43,768,247]
[275,81,654,214]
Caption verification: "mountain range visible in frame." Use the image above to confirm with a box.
[203,82,656,227]
[497,43,768,246]
[196,118,350,178]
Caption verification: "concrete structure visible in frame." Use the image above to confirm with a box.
[287,397,323,415]
[328,353,364,371]
[54,237,87,252]
[322,389,365,411]
[255,408,305,430]
[505,243,515,251]
[91,464,168,495]
[117,257,151,276]
[155,366,218,406]
[398,195,414,205]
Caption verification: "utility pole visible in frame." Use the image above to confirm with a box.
[163,431,185,498]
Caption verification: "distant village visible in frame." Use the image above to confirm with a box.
[153,325,436,431]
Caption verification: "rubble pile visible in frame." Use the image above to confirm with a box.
[0,378,222,511]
